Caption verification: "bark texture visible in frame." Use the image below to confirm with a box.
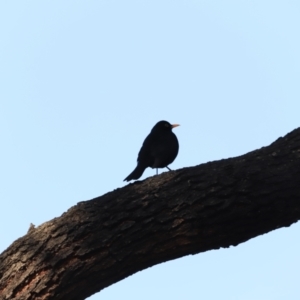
[1,128,300,300]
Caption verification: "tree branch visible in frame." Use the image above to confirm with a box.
[1,128,300,300]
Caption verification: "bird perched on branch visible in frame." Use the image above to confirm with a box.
[124,120,179,181]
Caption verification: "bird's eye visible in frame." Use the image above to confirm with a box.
[165,123,169,127]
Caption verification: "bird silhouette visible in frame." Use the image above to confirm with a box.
[124,120,179,181]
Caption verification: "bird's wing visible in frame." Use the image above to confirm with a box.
[137,133,157,166]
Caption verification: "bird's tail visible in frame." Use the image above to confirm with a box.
[124,164,146,181]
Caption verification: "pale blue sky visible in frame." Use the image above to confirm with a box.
[1,1,300,299]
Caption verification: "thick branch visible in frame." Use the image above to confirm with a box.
[1,128,300,300]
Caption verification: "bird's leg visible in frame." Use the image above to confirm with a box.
[156,168,158,175]
[166,166,172,171]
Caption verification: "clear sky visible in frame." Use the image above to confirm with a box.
[1,1,300,299]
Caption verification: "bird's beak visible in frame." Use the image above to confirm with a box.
[171,124,180,128]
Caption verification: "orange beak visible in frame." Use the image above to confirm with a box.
[171,124,180,128]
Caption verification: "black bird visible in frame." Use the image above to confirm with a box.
[124,120,179,181]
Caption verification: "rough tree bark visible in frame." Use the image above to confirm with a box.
[1,128,300,300]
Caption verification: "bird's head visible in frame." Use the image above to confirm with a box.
[152,120,180,132]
